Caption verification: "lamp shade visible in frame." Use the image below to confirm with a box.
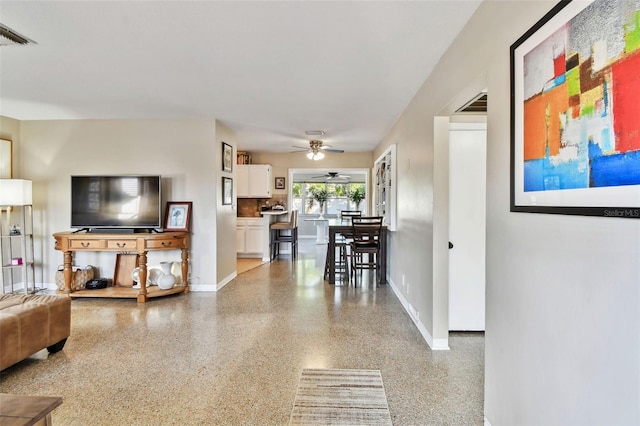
[0,179,33,205]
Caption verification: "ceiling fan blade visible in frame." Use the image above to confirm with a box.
[323,148,344,153]
[292,145,310,150]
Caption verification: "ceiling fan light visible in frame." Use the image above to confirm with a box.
[306,151,314,159]
[315,152,325,160]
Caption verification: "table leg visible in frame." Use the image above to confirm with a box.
[181,247,190,293]
[63,251,73,293]
[328,228,336,284]
[136,251,148,303]
[316,222,328,244]
[380,229,387,284]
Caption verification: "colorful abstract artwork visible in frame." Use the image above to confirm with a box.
[511,0,640,217]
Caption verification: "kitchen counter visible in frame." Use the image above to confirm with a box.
[261,210,288,216]
[237,211,289,260]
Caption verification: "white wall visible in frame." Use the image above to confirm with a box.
[15,118,218,289]
[376,0,640,423]
[0,116,21,176]
[249,151,374,236]
[215,121,237,288]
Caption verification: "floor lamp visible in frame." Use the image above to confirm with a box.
[0,179,34,294]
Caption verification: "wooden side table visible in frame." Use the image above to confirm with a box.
[0,393,62,426]
[53,231,190,303]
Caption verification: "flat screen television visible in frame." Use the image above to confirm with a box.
[71,175,162,232]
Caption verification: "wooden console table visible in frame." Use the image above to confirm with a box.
[53,232,189,303]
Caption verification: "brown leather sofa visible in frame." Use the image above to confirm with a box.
[0,293,71,371]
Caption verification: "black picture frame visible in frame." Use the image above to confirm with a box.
[510,0,640,219]
[275,176,285,190]
[222,142,233,173]
[222,177,233,205]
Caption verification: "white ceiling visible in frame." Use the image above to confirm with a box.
[0,1,481,153]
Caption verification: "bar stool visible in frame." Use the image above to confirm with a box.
[324,237,349,282]
[270,210,298,261]
[349,216,383,286]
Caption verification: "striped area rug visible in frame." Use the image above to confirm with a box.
[289,368,392,425]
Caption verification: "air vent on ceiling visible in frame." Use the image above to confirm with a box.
[455,93,487,113]
[305,130,325,136]
[0,23,35,46]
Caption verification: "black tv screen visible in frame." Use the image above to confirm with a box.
[71,175,161,230]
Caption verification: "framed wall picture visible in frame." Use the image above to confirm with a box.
[164,201,192,232]
[222,142,233,173]
[222,177,233,205]
[0,139,12,178]
[510,0,640,218]
[275,176,285,190]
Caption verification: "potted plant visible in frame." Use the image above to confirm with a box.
[349,187,365,211]
[309,187,329,218]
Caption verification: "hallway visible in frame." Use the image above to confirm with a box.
[0,239,484,425]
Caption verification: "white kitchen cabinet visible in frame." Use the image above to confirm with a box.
[237,218,264,257]
[236,226,246,253]
[245,226,263,253]
[236,164,272,198]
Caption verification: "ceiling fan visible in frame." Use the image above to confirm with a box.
[292,140,344,160]
[312,171,351,181]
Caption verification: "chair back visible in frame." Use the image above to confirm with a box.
[351,216,383,246]
[340,210,362,224]
[289,210,298,228]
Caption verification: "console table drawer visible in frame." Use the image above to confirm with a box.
[145,238,184,249]
[69,240,105,250]
[107,240,138,250]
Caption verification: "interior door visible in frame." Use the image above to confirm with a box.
[448,122,486,331]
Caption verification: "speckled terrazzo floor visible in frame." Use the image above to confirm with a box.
[0,239,484,425]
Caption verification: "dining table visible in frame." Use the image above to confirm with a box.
[325,219,388,285]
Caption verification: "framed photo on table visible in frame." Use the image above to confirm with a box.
[222,177,233,205]
[510,0,640,218]
[164,202,192,232]
[222,142,233,173]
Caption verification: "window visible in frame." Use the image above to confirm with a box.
[292,181,366,215]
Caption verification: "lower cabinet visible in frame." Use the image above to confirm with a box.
[237,218,264,257]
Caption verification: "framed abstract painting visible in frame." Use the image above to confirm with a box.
[510,0,640,218]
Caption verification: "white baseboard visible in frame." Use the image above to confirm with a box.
[190,284,217,292]
[387,277,449,351]
[214,271,237,291]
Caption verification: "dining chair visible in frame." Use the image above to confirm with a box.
[339,210,362,223]
[349,216,384,286]
[270,210,298,261]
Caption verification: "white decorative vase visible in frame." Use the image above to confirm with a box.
[158,262,176,289]
[170,261,182,284]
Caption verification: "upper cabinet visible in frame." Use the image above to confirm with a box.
[236,164,272,198]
